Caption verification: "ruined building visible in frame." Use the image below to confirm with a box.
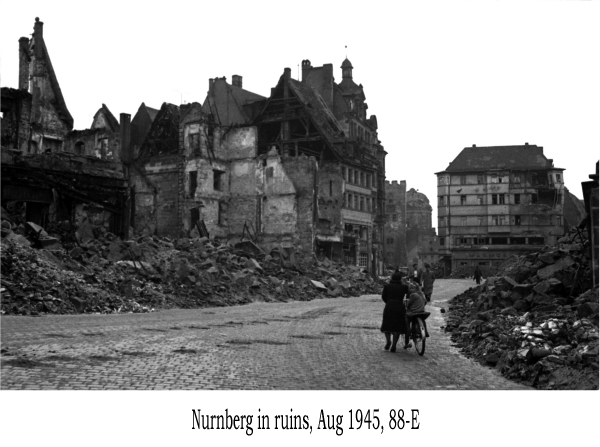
[254,60,387,272]
[406,188,440,268]
[1,18,73,153]
[383,182,440,270]
[1,18,129,236]
[130,60,387,273]
[2,18,389,274]
[435,144,566,273]
[384,180,408,269]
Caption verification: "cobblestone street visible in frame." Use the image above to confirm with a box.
[1,279,529,390]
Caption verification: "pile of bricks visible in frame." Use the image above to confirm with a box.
[443,227,599,389]
[1,223,381,316]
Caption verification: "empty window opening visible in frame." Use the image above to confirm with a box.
[514,194,520,204]
[75,141,85,156]
[190,207,200,231]
[189,171,198,197]
[514,215,521,226]
[213,170,225,191]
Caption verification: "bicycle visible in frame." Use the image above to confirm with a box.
[403,283,430,356]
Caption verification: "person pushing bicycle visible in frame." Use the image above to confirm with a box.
[404,283,430,342]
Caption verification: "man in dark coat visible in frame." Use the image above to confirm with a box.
[474,266,483,285]
[380,272,410,352]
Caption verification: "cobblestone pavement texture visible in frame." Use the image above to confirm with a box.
[1,279,529,390]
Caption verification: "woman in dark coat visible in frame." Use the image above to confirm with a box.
[380,272,410,352]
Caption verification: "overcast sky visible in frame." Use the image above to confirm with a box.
[1,0,598,228]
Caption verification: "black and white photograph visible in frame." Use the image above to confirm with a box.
[1,0,598,445]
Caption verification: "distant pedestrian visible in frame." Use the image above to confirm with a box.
[410,263,422,287]
[421,263,435,303]
[380,272,410,352]
[474,266,483,285]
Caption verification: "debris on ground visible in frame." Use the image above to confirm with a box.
[443,227,599,390]
[1,218,382,316]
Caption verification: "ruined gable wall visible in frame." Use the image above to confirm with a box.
[29,56,70,146]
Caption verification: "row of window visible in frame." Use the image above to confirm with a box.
[439,236,545,246]
[344,193,373,212]
[349,121,375,144]
[342,167,373,188]
[438,173,562,185]
[452,236,545,245]
[439,193,562,206]
[438,215,563,227]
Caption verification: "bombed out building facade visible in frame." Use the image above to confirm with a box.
[1,19,387,274]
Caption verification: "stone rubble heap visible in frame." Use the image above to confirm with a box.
[443,228,599,389]
[0,220,381,316]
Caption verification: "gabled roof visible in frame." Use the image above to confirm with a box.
[202,77,266,126]
[440,145,562,173]
[91,104,120,133]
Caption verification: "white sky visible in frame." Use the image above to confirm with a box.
[1,0,599,230]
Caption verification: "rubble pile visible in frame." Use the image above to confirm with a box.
[443,228,599,389]
[1,220,381,316]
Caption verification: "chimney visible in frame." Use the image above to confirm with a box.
[18,37,30,90]
[33,17,44,59]
[120,113,132,164]
[232,75,242,88]
[208,78,214,94]
[472,144,476,147]
[525,142,529,145]
[284,67,292,79]
[301,59,312,82]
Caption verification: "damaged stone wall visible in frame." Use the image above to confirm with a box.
[0,88,32,152]
[131,155,179,237]
[281,154,318,255]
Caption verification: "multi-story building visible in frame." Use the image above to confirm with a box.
[435,144,565,274]
[384,180,407,269]
[255,59,387,274]
[406,188,440,268]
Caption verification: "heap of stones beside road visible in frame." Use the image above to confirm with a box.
[443,227,599,390]
[0,219,381,316]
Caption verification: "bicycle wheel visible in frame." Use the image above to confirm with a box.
[413,317,426,356]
